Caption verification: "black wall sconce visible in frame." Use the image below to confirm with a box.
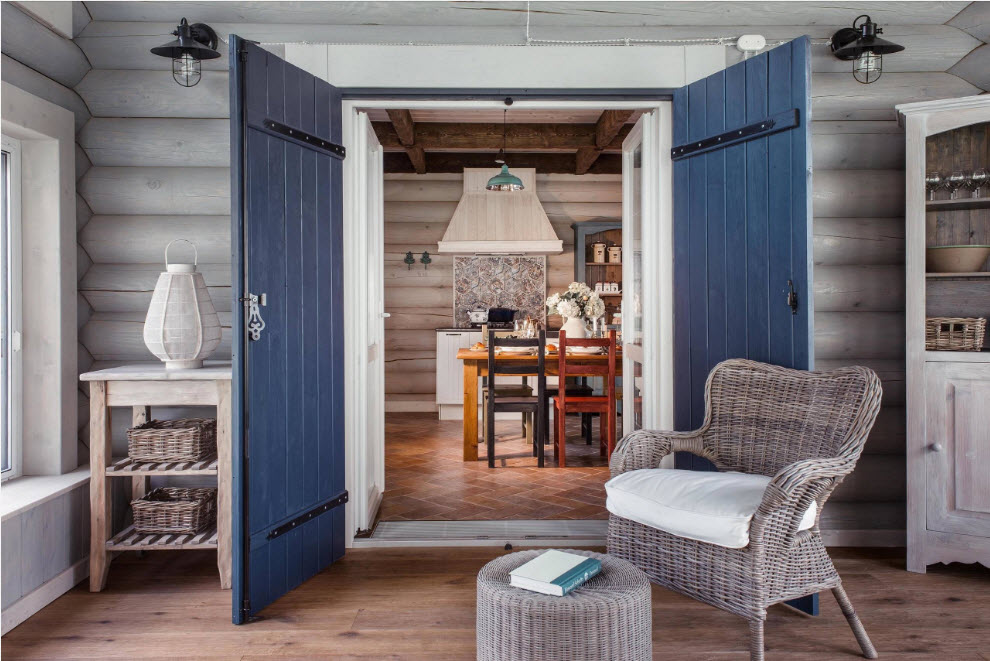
[150,18,220,87]
[830,15,904,84]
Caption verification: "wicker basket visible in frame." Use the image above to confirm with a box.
[131,487,217,535]
[126,418,217,462]
[925,317,986,351]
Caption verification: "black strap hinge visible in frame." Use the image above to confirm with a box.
[263,119,346,159]
[266,490,348,540]
[671,108,799,161]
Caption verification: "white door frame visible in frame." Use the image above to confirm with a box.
[341,98,673,546]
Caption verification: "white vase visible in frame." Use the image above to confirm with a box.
[560,316,587,340]
[143,240,221,370]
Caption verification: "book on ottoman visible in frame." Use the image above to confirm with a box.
[509,550,601,596]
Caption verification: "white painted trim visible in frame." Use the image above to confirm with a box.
[437,240,563,255]
[0,465,88,520]
[1,557,88,635]
[1,133,23,482]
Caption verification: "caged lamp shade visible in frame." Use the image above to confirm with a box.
[143,240,221,370]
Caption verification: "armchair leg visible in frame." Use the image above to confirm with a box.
[832,585,879,659]
[749,620,765,661]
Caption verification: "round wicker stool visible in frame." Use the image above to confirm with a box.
[476,549,652,661]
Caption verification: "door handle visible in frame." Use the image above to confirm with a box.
[381,312,391,318]
[787,280,798,315]
[241,293,267,341]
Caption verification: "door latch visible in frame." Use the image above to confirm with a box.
[786,280,798,315]
[240,293,267,340]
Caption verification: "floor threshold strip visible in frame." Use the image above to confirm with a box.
[353,519,608,548]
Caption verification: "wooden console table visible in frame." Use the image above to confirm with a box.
[80,363,232,592]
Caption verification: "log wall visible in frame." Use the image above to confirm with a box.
[61,9,990,542]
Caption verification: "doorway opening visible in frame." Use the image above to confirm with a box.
[340,98,673,546]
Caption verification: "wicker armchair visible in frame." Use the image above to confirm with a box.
[607,359,882,661]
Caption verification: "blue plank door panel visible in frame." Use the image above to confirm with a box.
[230,37,346,624]
[672,37,816,615]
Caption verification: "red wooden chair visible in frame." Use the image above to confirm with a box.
[551,329,617,467]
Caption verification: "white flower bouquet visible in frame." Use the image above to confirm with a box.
[546,282,606,321]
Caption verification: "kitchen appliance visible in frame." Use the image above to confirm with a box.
[468,309,488,324]
[487,307,517,324]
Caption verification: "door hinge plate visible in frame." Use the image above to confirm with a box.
[266,491,349,540]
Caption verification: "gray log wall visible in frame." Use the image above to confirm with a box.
[14,4,988,543]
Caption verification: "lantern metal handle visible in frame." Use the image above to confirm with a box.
[165,238,198,267]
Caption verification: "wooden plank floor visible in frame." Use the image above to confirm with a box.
[382,412,609,521]
[3,547,989,659]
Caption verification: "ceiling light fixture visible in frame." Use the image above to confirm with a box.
[150,18,221,87]
[830,15,904,84]
[486,107,524,191]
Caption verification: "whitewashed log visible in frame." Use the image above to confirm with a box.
[813,217,904,266]
[384,245,446,260]
[813,265,905,312]
[76,246,92,282]
[385,201,458,223]
[79,167,231,215]
[384,310,453,331]
[384,287,451,309]
[812,73,982,121]
[76,32,229,73]
[77,294,92,329]
[812,121,903,135]
[78,341,93,376]
[383,178,621,203]
[948,44,990,92]
[820,502,904,533]
[385,330,436,353]
[384,179,463,202]
[80,215,230,263]
[81,263,232,313]
[79,118,230,167]
[383,264,454,289]
[864,407,907,455]
[83,3,967,27]
[543,202,622,223]
[384,357,437,373]
[385,371,436,395]
[0,3,91,87]
[71,1,91,37]
[75,144,91,182]
[815,311,905,360]
[831,455,905,502]
[75,194,92,232]
[948,1,990,43]
[813,170,904,218]
[811,132,905,170]
[81,312,231,362]
[83,289,231,314]
[384,221,448,245]
[815,358,905,407]
[76,70,229,119]
[0,55,90,131]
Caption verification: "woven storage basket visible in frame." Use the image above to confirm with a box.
[926,317,986,351]
[131,487,217,535]
[127,418,217,462]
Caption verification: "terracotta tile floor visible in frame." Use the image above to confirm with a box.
[381,411,611,521]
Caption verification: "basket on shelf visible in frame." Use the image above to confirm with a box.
[126,418,217,462]
[131,487,217,535]
[925,317,986,351]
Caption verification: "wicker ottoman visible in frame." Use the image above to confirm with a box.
[476,550,652,661]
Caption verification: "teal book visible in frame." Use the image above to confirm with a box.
[509,550,602,597]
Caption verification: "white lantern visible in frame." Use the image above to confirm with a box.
[143,239,221,369]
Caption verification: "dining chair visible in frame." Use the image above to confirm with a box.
[551,329,617,467]
[486,330,547,468]
[483,332,534,447]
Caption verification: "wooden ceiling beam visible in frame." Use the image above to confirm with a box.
[577,109,635,175]
[385,109,426,174]
[383,152,621,175]
[371,122,631,153]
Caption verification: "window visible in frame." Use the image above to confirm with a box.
[1,134,22,481]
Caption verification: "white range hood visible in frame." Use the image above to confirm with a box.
[437,168,563,255]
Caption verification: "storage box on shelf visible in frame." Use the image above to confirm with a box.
[573,222,622,323]
[80,363,232,591]
[898,97,990,573]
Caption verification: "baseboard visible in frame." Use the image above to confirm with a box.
[821,529,906,547]
[2,558,88,635]
[386,399,438,413]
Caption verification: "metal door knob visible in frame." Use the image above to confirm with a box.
[929,443,943,452]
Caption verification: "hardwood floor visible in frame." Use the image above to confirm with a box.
[3,547,988,659]
[382,412,610,521]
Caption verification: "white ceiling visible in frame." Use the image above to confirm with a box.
[84,1,968,27]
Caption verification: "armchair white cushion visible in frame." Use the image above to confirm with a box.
[605,468,817,549]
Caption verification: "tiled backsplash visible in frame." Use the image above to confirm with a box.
[453,256,547,327]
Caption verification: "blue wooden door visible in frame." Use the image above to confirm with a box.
[673,36,813,440]
[229,37,346,624]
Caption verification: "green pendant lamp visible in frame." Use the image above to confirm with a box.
[486,110,524,191]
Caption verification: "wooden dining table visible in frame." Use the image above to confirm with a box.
[456,348,622,461]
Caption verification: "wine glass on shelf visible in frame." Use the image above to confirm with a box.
[925,171,942,201]
[971,168,989,198]
[947,171,967,200]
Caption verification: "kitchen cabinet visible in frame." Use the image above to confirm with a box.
[436,330,481,419]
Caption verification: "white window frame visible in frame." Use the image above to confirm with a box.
[1,133,23,482]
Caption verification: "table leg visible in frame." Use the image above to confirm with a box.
[89,381,111,592]
[131,406,151,502]
[463,361,479,461]
[216,380,233,589]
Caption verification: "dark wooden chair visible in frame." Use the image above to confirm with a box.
[551,330,617,467]
[486,330,547,468]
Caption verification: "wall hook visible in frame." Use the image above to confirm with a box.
[404,251,415,270]
[420,251,432,269]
